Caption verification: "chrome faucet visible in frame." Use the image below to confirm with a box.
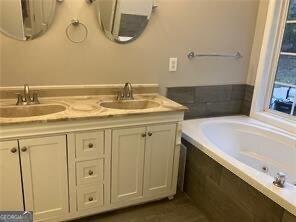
[24,84,31,103]
[16,84,40,105]
[273,172,286,188]
[117,82,134,100]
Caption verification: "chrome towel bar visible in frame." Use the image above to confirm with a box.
[187,51,242,60]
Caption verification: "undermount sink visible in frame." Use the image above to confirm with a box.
[0,104,66,118]
[100,100,160,110]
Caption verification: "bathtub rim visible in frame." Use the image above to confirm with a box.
[182,115,296,216]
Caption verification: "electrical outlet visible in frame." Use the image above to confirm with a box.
[169,58,178,72]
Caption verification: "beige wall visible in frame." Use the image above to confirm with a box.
[247,0,269,85]
[0,0,264,91]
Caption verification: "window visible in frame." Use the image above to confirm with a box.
[251,0,295,133]
[268,0,296,118]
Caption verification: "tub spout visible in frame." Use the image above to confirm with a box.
[273,172,286,188]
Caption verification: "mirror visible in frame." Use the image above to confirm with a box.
[0,0,58,41]
[95,0,154,43]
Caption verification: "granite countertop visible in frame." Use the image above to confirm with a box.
[0,94,187,126]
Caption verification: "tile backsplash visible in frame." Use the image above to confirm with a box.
[167,84,254,119]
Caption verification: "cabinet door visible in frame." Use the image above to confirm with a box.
[19,135,68,221]
[144,124,176,197]
[111,127,146,203]
[0,141,23,210]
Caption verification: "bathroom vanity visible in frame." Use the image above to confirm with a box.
[0,85,186,222]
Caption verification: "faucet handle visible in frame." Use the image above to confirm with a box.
[276,172,286,181]
[31,92,40,104]
[273,172,286,188]
[16,93,24,105]
[117,91,123,100]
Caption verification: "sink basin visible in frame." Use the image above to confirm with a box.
[0,104,66,118]
[100,100,160,110]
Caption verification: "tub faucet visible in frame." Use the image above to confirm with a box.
[117,82,134,100]
[16,84,40,105]
[273,172,286,188]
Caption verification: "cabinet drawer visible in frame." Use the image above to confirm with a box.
[77,184,104,211]
[76,159,104,185]
[75,131,105,158]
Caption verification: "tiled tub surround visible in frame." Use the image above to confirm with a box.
[182,139,296,222]
[242,85,255,115]
[182,116,296,221]
[167,84,254,119]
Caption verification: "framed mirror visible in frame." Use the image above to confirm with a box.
[0,0,59,41]
[94,0,155,43]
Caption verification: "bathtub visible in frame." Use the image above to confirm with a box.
[182,116,296,216]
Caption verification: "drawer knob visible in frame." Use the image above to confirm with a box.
[148,132,153,137]
[11,147,17,153]
[141,133,146,138]
[88,197,93,201]
[88,143,94,148]
[21,147,27,152]
[88,170,93,176]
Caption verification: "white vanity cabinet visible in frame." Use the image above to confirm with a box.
[111,127,146,203]
[143,124,176,197]
[0,111,183,222]
[19,136,69,221]
[0,140,24,211]
[111,124,177,204]
[67,130,111,216]
[0,136,69,222]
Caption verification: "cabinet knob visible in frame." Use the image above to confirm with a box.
[11,147,17,153]
[88,170,93,176]
[88,143,94,148]
[141,133,146,138]
[88,197,93,201]
[21,146,27,152]
[148,132,153,137]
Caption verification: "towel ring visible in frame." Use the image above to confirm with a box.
[66,19,88,43]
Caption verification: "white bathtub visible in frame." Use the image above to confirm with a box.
[182,116,296,216]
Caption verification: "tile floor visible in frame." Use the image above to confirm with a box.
[73,192,209,222]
